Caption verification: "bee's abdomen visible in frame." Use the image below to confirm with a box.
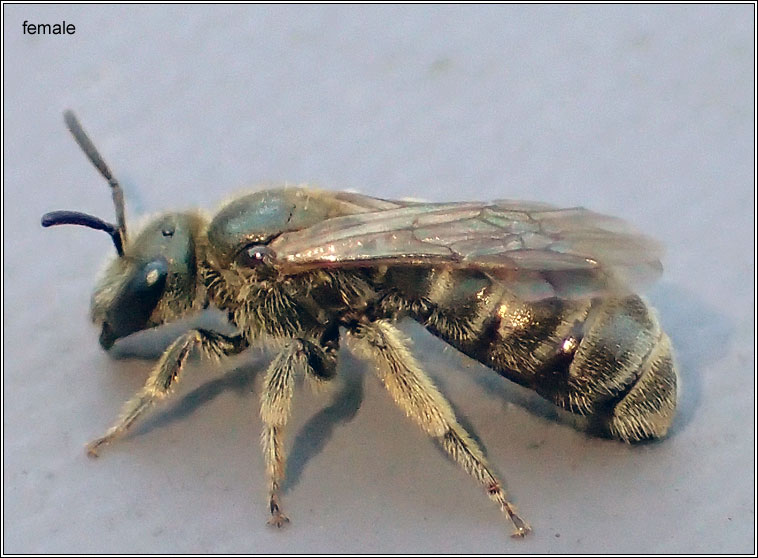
[546,295,678,442]
[379,267,677,442]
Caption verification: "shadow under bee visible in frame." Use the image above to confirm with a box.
[645,282,735,440]
[283,350,366,493]
[132,359,262,440]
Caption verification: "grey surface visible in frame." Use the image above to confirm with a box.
[3,4,754,554]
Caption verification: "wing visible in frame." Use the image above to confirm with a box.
[267,196,664,301]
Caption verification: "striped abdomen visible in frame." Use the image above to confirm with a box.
[377,266,678,442]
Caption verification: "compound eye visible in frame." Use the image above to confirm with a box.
[100,257,169,349]
[236,244,275,267]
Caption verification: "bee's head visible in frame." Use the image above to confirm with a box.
[87,212,204,349]
[42,111,204,349]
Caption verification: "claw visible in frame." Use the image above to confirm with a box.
[510,525,531,538]
[509,514,531,538]
[267,512,290,528]
[85,436,111,458]
[267,494,290,528]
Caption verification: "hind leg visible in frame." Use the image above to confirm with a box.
[348,319,530,537]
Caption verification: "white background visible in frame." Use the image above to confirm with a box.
[3,4,754,553]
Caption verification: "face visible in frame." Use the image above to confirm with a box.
[90,212,203,349]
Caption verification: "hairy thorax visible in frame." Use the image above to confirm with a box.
[200,260,378,343]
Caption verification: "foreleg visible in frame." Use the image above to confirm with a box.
[349,319,530,537]
[87,330,248,456]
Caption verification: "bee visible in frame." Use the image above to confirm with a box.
[42,111,678,538]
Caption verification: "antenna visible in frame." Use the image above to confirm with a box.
[40,111,128,256]
[63,110,127,243]
[41,210,124,256]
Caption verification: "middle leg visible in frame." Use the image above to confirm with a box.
[259,337,337,527]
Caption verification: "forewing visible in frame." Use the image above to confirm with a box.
[268,198,664,301]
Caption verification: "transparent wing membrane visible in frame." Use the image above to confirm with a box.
[269,197,663,301]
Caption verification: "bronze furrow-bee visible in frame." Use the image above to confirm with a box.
[42,111,678,537]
